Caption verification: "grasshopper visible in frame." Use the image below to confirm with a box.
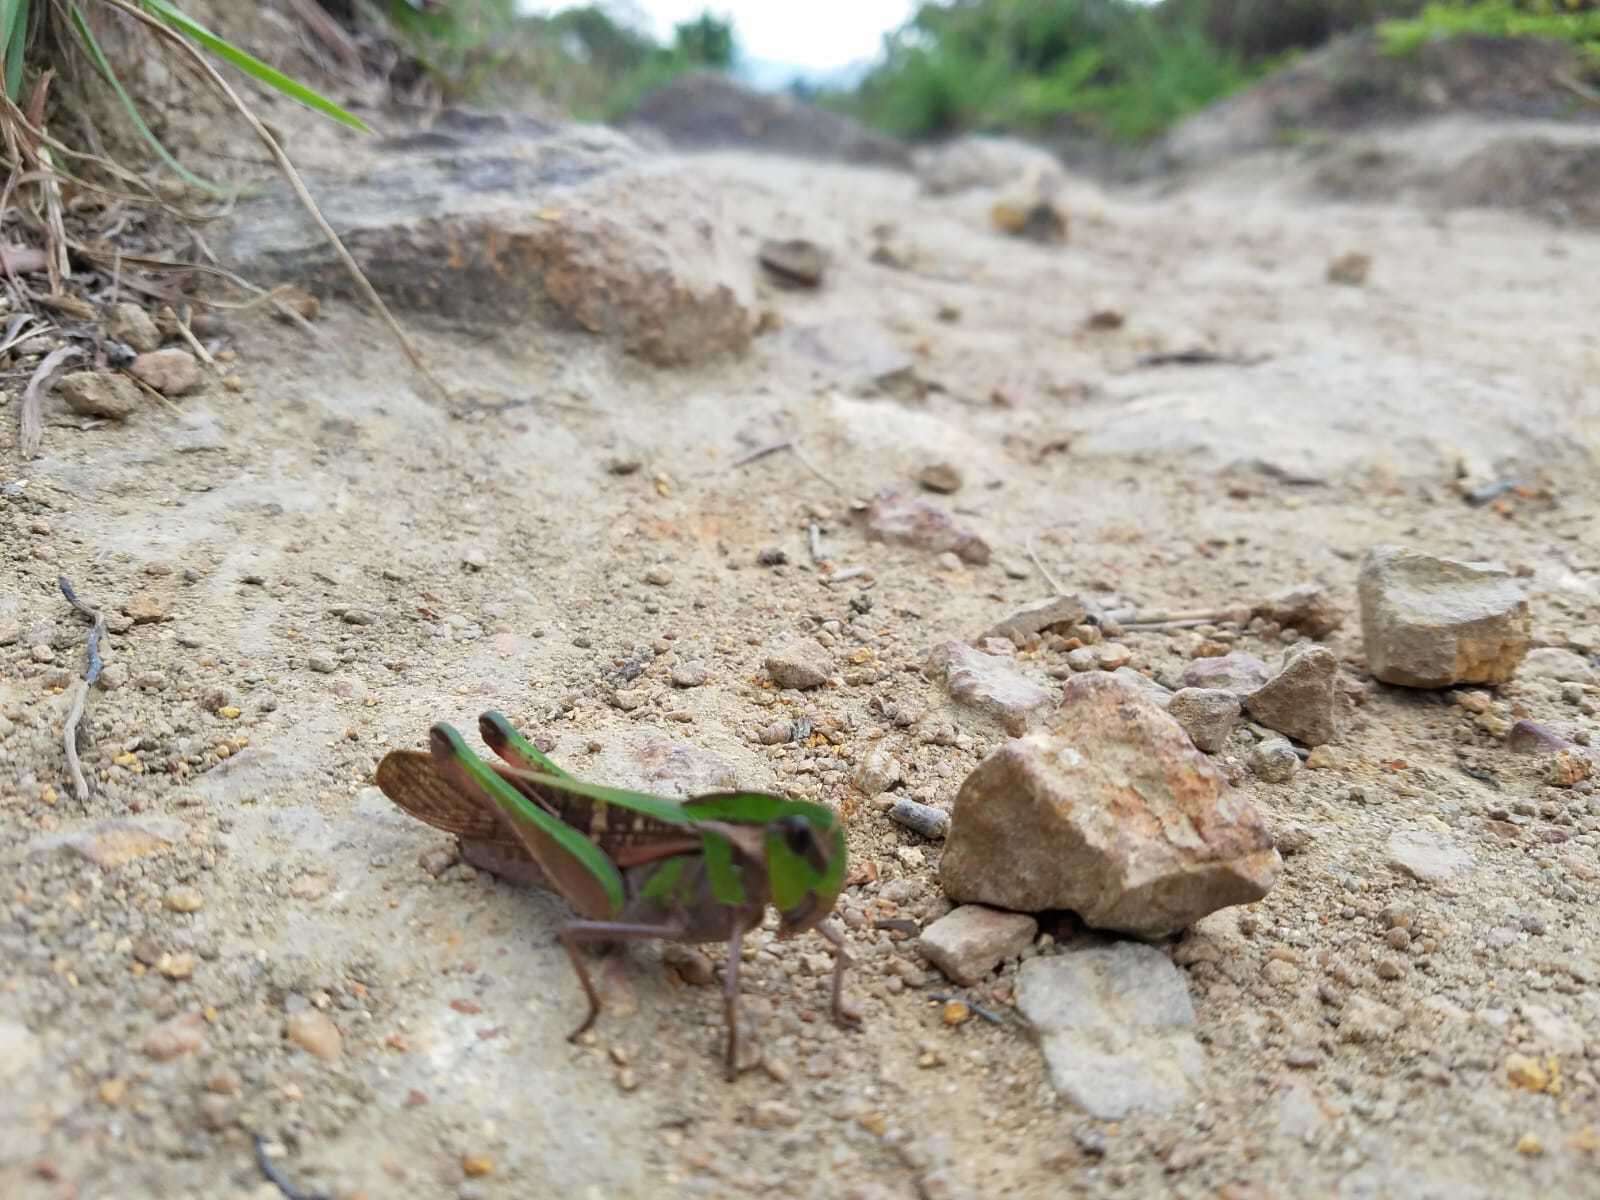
[375,711,858,1078]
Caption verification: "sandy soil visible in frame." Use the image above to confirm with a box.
[3,109,1600,1200]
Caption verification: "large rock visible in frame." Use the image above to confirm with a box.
[1244,644,1339,746]
[1017,944,1206,1119]
[221,116,755,367]
[1358,546,1530,688]
[926,641,1053,735]
[940,672,1281,937]
[625,72,911,169]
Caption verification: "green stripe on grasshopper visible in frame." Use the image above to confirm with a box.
[430,724,626,915]
[638,855,689,903]
[478,710,573,780]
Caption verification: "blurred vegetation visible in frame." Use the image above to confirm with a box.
[360,1,1600,145]
[832,0,1599,144]
[370,1,736,117]
[1379,1,1600,64]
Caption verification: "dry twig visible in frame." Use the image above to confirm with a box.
[59,576,106,806]
[19,343,80,458]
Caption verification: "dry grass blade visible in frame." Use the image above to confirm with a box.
[59,575,107,806]
[19,341,79,458]
[101,0,447,402]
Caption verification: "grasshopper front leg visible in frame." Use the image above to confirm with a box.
[557,920,689,1043]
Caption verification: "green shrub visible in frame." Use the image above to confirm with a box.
[1379,0,1600,62]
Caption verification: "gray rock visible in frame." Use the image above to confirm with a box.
[1507,719,1573,755]
[105,301,161,352]
[926,641,1053,735]
[58,370,142,419]
[222,120,755,367]
[1166,688,1241,753]
[1251,737,1301,783]
[1358,545,1530,687]
[670,661,709,688]
[1520,647,1597,684]
[889,797,949,840]
[981,594,1091,647]
[864,491,991,565]
[1387,829,1473,884]
[1244,643,1339,746]
[1180,651,1272,696]
[1016,944,1206,1119]
[765,638,833,690]
[917,905,1038,986]
[940,672,1280,936]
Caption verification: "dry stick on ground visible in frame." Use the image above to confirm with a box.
[252,1133,331,1200]
[102,0,447,402]
[1025,528,1068,596]
[59,576,107,806]
[19,343,80,457]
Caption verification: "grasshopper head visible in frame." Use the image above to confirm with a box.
[765,807,847,938]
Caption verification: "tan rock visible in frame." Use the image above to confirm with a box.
[58,371,142,419]
[940,672,1281,936]
[1358,545,1530,687]
[863,490,991,565]
[917,905,1038,986]
[1244,644,1339,747]
[285,1010,343,1060]
[130,348,203,396]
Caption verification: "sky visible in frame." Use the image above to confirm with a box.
[522,1,921,75]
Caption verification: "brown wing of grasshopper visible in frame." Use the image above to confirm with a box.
[375,748,554,888]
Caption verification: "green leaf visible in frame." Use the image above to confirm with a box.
[435,724,626,914]
[702,828,744,907]
[2,0,29,100]
[139,0,372,132]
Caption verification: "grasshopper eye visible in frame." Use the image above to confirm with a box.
[778,814,814,857]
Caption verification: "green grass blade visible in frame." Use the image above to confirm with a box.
[2,0,29,100]
[139,0,372,132]
[70,3,227,196]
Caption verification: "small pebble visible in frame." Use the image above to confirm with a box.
[462,1154,494,1178]
[1252,737,1301,783]
[644,566,673,586]
[164,886,204,913]
[307,653,337,674]
[671,662,709,688]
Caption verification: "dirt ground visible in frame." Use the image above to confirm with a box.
[4,89,1600,1200]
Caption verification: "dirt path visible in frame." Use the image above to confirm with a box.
[3,121,1599,1200]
